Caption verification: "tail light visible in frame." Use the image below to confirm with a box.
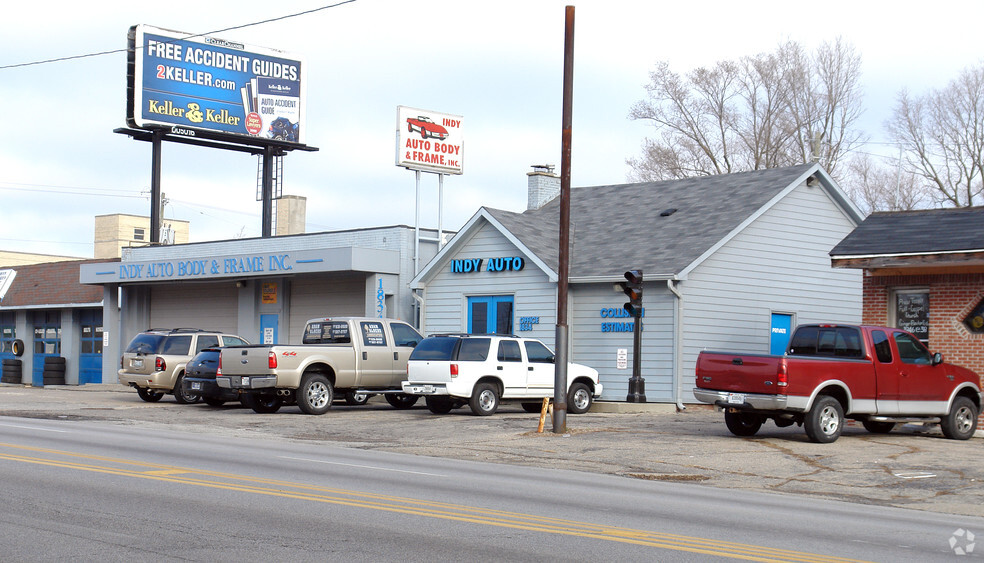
[777,359,788,387]
[268,351,278,369]
[156,356,166,372]
[216,353,223,376]
[450,363,458,378]
[120,355,124,369]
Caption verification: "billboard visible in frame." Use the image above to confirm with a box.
[396,106,463,175]
[127,25,306,144]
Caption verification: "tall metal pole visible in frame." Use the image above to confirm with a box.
[553,5,574,433]
[261,145,274,237]
[150,130,163,244]
[414,169,421,273]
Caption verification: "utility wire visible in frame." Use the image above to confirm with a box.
[0,1,357,70]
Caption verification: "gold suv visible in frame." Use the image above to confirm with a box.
[119,328,249,403]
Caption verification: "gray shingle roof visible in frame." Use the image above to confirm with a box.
[486,164,818,279]
[830,206,984,257]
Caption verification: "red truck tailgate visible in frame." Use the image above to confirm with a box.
[696,352,780,395]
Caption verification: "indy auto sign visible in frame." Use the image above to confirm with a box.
[396,106,463,175]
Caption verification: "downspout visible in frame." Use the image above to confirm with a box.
[667,279,686,411]
[411,286,425,333]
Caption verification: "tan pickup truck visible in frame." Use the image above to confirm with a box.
[215,317,424,414]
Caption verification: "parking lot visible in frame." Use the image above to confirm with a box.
[1,383,981,518]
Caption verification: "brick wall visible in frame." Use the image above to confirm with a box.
[862,272,984,427]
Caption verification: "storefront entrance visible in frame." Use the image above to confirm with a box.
[467,296,514,334]
[79,309,103,384]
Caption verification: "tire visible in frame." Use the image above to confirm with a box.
[136,387,165,402]
[805,396,844,443]
[344,391,371,406]
[172,374,200,404]
[42,376,65,385]
[724,411,762,437]
[44,356,66,366]
[425,396,455,414]
[297,374,334,415]
[522,402,544,413]
[469,382,499,416]
[862,420,896,434]
[385,393,419,409]
[568,382,593,414]
[11,339,25,357]
[244,393,282,414]
[941,396,978,440]
[202,397,226,407]
[2,359,21,367]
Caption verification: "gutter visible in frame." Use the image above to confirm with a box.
[667,279,686,411]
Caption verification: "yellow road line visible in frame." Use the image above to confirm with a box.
[0,442,868,563]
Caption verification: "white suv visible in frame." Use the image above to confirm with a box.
[402,334,602,416]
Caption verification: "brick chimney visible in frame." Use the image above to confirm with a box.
[527,164,559,210]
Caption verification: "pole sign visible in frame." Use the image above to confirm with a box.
[127,25,307,144]
[396,106,463,174]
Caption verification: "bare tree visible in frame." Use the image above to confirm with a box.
[844,153,930,214]
[628,39,865,181]
[887,64,984,207]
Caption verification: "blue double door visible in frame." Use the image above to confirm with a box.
[467,296,514,334]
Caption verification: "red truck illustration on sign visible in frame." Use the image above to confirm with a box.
[406,116,449,140]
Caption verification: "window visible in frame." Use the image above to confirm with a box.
[524,341,555,363]
[302,321,350,344]
[221,336,248,346]
[787,326,863,358]
[497,340,522,362]
[962,297,984,334]
[893,331,932,365]
[196,335,219,352]
[871,330,893,363]
[409,337,459,361]
[360,322,387,347]
[893,290,929,342]
[456,338,491,361]
[390,323,423,348]
[161,335,192,355]
[133,227,145,241]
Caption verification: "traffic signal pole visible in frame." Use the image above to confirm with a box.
[622,270,646,402]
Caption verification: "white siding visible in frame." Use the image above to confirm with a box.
[149,282,238,334]
[571,284,676,401]
[679,181,863,395]
[422,222,556,341]
[288,274,365,343]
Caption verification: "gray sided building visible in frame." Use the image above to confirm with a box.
[411,164,865,405]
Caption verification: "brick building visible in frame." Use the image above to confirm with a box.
[830,207,984,426]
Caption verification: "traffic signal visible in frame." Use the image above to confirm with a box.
[621,269,643,317]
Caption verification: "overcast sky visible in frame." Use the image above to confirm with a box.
[2,0,983,258]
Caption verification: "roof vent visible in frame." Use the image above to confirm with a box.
[659,208,678,217]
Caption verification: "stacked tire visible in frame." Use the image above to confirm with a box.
[1,358,22,384]
[43,356,66,386]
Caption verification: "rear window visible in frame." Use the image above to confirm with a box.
[125,334,165,354]
[456,338,491,361]
[409,337,459,361]
[788,326,863,359]
[303,321,351,344]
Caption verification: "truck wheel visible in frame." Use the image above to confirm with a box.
[724,411,762,436]
[344,391,371,406]
[172,374,201,405]
[522,402,544,413]
[297,374,334,415]
[385,393,419,409]
[202,397,226,407]
[469,382,499,416]
[805,396,844,443]
[136,387,165,402]
[568,382,592,414]
[425,396,454,414]
[941,396,978,440]
[862,420,896,434]
[245,393,282,414]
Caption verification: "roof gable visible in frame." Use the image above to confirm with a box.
[0,259,109,308]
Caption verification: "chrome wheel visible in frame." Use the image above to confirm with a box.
[305,380,331,409]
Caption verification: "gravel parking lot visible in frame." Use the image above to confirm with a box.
[1,383,981,518]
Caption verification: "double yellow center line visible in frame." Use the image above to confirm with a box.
[0,442,867,562]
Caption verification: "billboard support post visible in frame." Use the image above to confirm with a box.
[150,130,163,244]
[261,145,274,237]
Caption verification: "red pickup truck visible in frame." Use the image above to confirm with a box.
[693,324,982,443]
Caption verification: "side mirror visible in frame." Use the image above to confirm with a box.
[548,354,556,364]
[932,352,944,366]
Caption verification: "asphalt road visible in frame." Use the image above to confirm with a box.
[3,415,982,562]
[0,384,981,519]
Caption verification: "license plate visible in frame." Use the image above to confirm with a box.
[131,358,143,368]
[190,381,202,390]
[726,393,746,405]
[240,377,249,388]
[410,385,434,394]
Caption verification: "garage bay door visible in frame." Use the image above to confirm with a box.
[149,283,239,335]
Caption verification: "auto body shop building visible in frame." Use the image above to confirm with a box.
[411,163,865,405]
